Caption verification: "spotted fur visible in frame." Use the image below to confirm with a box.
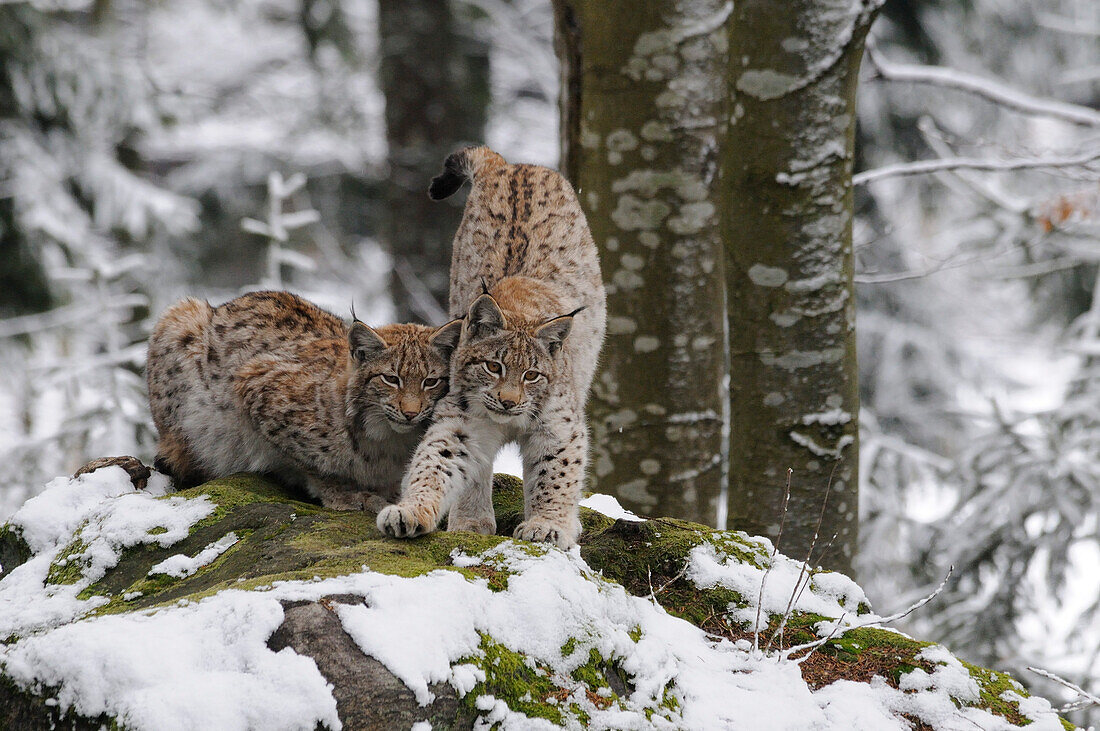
[378,147,607,548]
[147,290,461,509]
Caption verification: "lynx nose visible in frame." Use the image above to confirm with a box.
[499,398,517,410]
[401,408,419,421]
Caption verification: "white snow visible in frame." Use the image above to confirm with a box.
[0,471,1071,730]
[149,532,240,579]
[579,494,644,522]
[688,536,870,630]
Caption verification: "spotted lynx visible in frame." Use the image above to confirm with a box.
[147,291,462,509]
[378,146,607,548]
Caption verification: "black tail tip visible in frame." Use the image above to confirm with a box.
[427,152,468,200]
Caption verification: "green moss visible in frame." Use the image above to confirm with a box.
[46,536,90,586]
[460,634,565,725]
[79,474,512,617]
[13,470,1078,730]
[959,660,1044,728]
[0,524,31,579]
[570,648,611,690]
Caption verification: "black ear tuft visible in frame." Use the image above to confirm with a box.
[466,294,505,339]
[535,311,579,356]
[428,150,469,200]
[429,318,463,360]
[349,322,388,362]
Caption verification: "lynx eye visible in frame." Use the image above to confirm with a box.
[422,377,442,389]
[379,374,402,388]
[482,361,504,377]
[522,369,542,384]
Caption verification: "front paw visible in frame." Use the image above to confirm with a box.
[513,518,578,549]
[447,515,497,536]
[377,504,435,539]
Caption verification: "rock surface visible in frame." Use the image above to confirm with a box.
[0,471,1075,730]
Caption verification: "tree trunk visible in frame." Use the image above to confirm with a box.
[553,0,877,572]
[378,0,490,323]
[723,0,876,577]
[552,1,729,526]
[0,8,52,318]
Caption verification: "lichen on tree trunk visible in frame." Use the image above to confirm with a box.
[553,0,730,527]
[553,0,878,573]
[723,0,878,576]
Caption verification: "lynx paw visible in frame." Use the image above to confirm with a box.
[377,504,435,539]
[513,518,577,549]
[447,516,497,536]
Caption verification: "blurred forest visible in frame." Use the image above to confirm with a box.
[1,0,1099,723]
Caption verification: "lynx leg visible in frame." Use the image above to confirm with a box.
[516,405,587,549]
[153,429,207,489]
[378,412,502,539]
[446,450,496,536]
[306,475,386,511]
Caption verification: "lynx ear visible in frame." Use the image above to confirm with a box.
[349,322,388,362]
[536,308,583,356]
[466,294,504,339]
[429,318,463,360]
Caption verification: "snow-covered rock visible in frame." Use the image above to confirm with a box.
[0,468,1074,730]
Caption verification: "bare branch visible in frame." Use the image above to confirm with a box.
[754,468,792,653]
[1026,666,1100,712]
[766,464,837,652]
[393,259,449,325]
[865,43,1100,127]
[1035,13,1100,39]
[854,148,1100,186]
[782,566,954,661]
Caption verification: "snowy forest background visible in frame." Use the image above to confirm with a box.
[1,0,1098,724]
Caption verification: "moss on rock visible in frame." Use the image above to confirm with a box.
[0,471,1078,730]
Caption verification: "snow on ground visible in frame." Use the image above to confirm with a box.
[0,471,1070,730]
[689,537,870,630]
[578,494,644,523]
[149,532,240,579]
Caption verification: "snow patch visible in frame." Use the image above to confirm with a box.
[149,532,240,579]
[579,494,644,523]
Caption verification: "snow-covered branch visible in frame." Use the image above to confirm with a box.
[865,43,1100,127]
[854,148,1100,186]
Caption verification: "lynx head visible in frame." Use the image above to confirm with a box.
[347,319,462,433]
[453,293,578,424]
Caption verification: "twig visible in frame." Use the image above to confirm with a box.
[0,294,148,339]
[865,42,1100,127]
[766,463,838,652]
[854,148,1100,186]
[782,566,954,661]
[791,611,848,665]
[393,258,449,325]
[754,468,793,653]
[1026,666,1100,712]
[654,562,690,596]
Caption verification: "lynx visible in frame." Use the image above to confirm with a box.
[378,146,606,548]
[147,291,462,509]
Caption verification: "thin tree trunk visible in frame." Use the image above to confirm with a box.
[0,8,52,317]
[378,0,490,323]
[553,1,729,526]
[553,0,878,571]
[723,0,878,576]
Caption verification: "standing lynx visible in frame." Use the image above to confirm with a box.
[378,146,606,548]
[147,291,462,509]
